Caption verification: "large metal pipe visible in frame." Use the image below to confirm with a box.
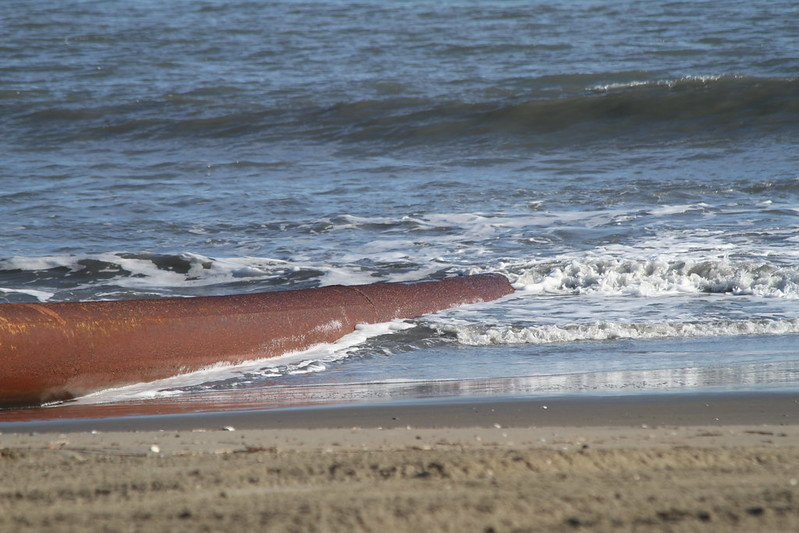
[0,274,513,407]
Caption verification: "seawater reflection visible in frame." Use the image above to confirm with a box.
[1,360,797,424]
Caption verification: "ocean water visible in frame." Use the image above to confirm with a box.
[2,0,798,416]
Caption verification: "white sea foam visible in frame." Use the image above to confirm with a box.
[647,204,710,217]
[0,287,55,302]
[441,318,799,346]
[590,75,740,92]
[2,204,797,307]
[509,257,799,298]
[0,252,375,298]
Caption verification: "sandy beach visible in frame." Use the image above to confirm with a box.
[4,0,799,531]
[2,393,799,532]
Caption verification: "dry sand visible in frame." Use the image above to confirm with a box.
[2,393,799,532]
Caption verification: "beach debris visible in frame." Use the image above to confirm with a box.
[150,444,161,454]
[221,426,236,432]
[48,439,69,450]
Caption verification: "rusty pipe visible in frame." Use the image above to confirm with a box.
[0,274,513,407]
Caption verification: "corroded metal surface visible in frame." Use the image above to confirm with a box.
[0,274,513,406]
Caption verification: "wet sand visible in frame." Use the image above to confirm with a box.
[2,393,799,532]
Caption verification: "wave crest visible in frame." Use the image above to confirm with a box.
[512,258,799,298]
[12,76,797,148]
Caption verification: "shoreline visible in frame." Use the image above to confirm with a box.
[1,390,797,433]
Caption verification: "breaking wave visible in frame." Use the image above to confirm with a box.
[510,257,799,298]
[441,318,799,346]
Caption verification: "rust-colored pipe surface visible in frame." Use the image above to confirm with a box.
[0,274,513,407]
